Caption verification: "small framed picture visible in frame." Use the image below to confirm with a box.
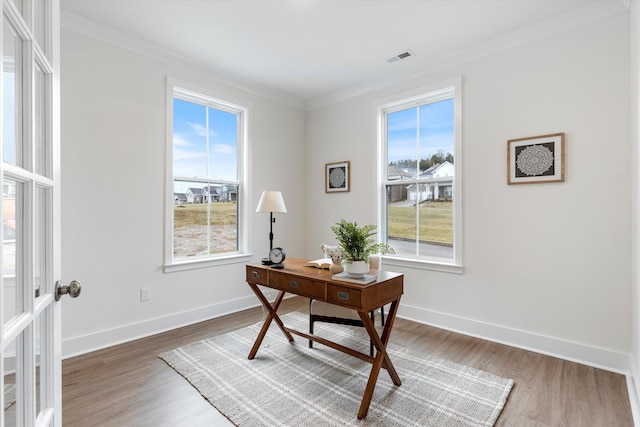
[325,161,350,193]
[507,133,565,185]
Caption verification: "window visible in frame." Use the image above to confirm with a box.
[165,80,248,271]
[378,78,462,272]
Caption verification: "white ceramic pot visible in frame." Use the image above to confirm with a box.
[343,260,369,278]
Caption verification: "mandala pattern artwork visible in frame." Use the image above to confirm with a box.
[329,167,346,188]
[516,144,554,176]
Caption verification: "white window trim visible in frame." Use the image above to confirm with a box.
[376,76,463,274]
[164,77,250,272]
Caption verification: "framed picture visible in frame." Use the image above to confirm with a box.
[507,133,565,185]
[325,161,350,193]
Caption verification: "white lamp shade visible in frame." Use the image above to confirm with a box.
[256,191,287,213]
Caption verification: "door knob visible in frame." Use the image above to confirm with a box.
[55,280,81,301]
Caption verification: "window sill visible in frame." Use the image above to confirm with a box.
[382,256,464,275]
[164,253,253,273]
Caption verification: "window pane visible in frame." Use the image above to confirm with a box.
[387,184,454,259]
[3,17,23,167]
[385,95,455,261]
[173,98,207,179]
[208,108,238,181]
[419,99,454,171]
[417,199,453,252]
[173,181,238,258]
[3,180,22,326]
[171,89,242,263]
[387,107,418,178]
[209,184,238,254]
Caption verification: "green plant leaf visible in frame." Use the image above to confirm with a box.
[331,220,395,262]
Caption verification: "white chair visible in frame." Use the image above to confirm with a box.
[308,255,389,356]
[308,300,385,357]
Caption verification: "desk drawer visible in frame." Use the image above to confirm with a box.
[327,284,361,309]
[269,273,325,299]
[246,266,269,285]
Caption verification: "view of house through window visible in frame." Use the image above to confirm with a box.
[382,85,459,263]
[171,91,243,260]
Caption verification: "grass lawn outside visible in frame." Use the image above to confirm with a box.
[172,200,453,256]
[388,200,453,245]
[173,203,238,257]
[174,202,237,227]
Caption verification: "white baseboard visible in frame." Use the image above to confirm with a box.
[627,355,640,427]
[65,297,630,373]
[65,297,630,374]
[397,303,630,374]
[62,294,259,359]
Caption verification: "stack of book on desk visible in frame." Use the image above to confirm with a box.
[331,272,377,284]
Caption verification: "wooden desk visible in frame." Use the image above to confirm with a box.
[245,257,404,419]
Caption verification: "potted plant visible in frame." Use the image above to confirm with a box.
[331,220,394,277]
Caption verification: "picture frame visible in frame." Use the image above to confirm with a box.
[325,161,350,193]
[507,133,565,185]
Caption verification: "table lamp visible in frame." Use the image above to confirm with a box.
[256,190,287,264]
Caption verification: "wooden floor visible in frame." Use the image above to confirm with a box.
[62,297,634,426]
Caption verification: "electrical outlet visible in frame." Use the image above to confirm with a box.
[140,287,150,302]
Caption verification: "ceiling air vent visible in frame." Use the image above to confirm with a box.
[386,50,414,64]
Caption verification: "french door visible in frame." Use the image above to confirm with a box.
[1,1,65,426]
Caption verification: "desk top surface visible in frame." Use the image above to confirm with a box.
[247,257,403,313]
[247,257,402,288]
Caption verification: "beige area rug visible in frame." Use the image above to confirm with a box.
[160,312,513,427]
[4,384,16,410]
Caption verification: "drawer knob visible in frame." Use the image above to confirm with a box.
[337,291,350,301]
[289,281,300,288]
[252,271,261,279]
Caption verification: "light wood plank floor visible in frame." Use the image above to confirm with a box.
[62,297,634,426]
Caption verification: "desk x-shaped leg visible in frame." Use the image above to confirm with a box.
[247,283,294,360]
[356,298,402,419]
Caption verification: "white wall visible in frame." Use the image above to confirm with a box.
[60,8,634,376]
[60,28,306,356]
[307,13,631,371]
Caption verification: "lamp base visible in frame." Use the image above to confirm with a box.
[261,257,273,265]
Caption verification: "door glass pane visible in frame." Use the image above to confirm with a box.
[13,0,25,18]
[2,17,23,167]
[34,63,48,177]
[34,187,47,299]
[35,308,50,418]
[34,0,48,56]
[3,179,22,325]
[3,338,19,427]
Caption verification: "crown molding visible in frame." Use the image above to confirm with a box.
[62,0,629,113]
[61,10,307,111]
[307,0,631,111]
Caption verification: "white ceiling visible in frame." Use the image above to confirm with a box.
[60,0,628,109]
